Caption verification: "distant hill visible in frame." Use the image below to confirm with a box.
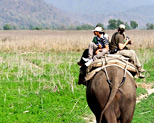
[45,0,154,27]
[0,0,154,29]
[0,0,80,28]
[45,0,154,14]
[77,5,154,27]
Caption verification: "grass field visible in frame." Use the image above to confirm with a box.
[0,30,154,122]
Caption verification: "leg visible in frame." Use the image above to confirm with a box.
[94,49,109,60]
[88,42,98,59]
[117,50,145,78]
[120,94,136,123]
[117,50,141,67]
[104,108,117,123]
[120,109,135,123]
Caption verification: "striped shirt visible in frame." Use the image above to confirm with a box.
[92,34,109,48]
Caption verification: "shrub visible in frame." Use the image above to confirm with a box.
[3,24,13,30]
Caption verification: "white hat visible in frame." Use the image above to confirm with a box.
[119,24,125,30]
[92,27,104,32]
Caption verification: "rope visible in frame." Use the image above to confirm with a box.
[104,67,112,85]
[119,58,128,87]
[102,60,128,88]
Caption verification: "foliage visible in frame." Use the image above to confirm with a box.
[96,23,105,29]
[146,23,154,30]
[76,24,95,30]
[32,27,43,30]
[3,24,13,30]
[107,19,130,30]
[107,19,118,29]
[130,21,138,29]
[125,22,130,30]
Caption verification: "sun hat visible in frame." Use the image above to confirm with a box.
[119,24,125,30]
[92,27,104,32]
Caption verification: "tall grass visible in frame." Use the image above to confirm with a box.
[0,30,154,52]
[0,51,89,122]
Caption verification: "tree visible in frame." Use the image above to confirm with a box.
[32,26,42,30]
[107,19,132,30]
[96,23,105,29]
[76,24,94,30]
[107,19,117,29]
[117,19,124,27]
[125,22,130,30]
[3,24,13,30]
[107,19,125,30]
[146,23,154,30]
[130,21,138,29]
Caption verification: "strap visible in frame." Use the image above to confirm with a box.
[119,58,128,87]
[102,62,128,88]
[103,67,112,86]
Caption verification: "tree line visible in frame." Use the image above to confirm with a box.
[1,19,154,30]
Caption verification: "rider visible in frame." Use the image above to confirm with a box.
[110,24,145,78]
[78,26,109,67]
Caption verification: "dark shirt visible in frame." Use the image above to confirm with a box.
[110,32,127,53]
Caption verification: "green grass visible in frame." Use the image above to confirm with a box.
[133,93,154,123]
[0,51,91,123]
[136,87,147,97]
[0,50,154,122]
[136,49,154,83]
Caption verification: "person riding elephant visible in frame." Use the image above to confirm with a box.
[110,24,145,78]
[78,26,109,67]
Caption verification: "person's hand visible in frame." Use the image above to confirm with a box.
[95,49,102,54]
[126,36,132,45]
[98,44,102,49]
[127,39,132,45]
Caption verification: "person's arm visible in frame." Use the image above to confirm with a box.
[98,43,102,49]
[95,44,109,55]
[104,44,109,51]
[118,38,131,50]
[117,34,131,50]
[103,37,109,51]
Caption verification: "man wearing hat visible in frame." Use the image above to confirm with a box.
[78,26,109,67]
[110,24,145,78]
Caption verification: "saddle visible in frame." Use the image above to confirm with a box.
[85,54,137,81]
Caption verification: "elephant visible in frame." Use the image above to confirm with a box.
[84,65,137,123]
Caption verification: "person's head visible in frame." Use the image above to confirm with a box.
[118,24,125,34]
[92,27,104,37]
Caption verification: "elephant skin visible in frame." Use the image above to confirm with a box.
[86,66,137,123]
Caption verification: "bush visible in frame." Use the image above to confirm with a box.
[146,23,154,30]
[107,19,131,30]
[32,27,42,30]
[3,24,13,30]
[76,24,95,30]
[130,21,138,29]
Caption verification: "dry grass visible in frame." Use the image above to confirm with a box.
[0,30,154,52]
